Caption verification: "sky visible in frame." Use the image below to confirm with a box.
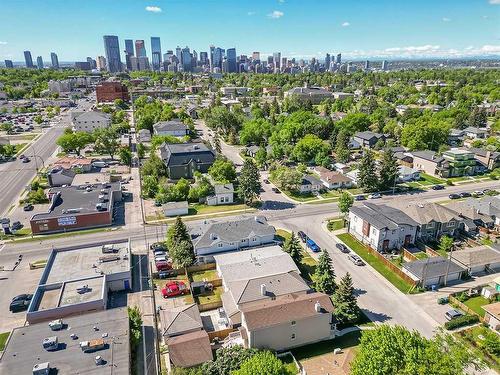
[0,0,499,62]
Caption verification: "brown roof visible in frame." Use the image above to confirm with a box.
[483,302,500,319]
[240,292,333,331]
[315,167,352,184]
[53,156,92,168]
[166,330,213,368]
[160,304,203,338]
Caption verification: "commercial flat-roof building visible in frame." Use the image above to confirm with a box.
[30,182,122,234]
[27,240,131,323]
[0,308,130,375]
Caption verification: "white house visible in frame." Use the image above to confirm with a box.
[346,169,359,185]
[398,166,421,182]
[315,167,354,190]
[71,111,111,133]
[163,201,189,217]
[299,175,323,194]
[207,183,234,206]
[138,129,151,142]
[153,120,189,137]
[348,203,419,252]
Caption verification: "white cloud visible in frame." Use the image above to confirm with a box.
[489,0,500,4]
[247,11,256,16]
[442,17,451,22]
[341,21,350,27]
[0,41,7,45]
[480,45,500,53]
[268,10,284,19]
[145,6,162,13]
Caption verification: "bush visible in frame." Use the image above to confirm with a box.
[444,315,479,330]
[446,179,453,186]
[456,292,469,303]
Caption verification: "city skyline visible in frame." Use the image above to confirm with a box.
[0,0,499,62]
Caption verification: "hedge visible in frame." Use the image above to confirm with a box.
[444,315,479,330]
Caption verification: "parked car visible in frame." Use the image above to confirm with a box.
[23,203,34,211]
[306,238,320,252]
[272,187,281,193]
[472,190,484,197]
[11,221,23,230]
[22,157,30,163]
[161,281,189,298]
[153,251,168,259]
[336,243,349,253]
[297,231,306,242]
[445,309,464,321]
[459,192,471,198]
[354,195,366,201]
[348,254,364,266]
[263,179,270,184]
[155,260,173,272]
[432,185,445,190]
[150,242,167,252]
[19,154,26,159]
[92,161,108,168]
[9,294,32,312]
[154,255,168,263]
[368,193,381,199]
[448,193,460,200]
[157,270,176,278]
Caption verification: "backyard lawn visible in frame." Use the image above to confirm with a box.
[327,219,344,231]
[280,353,299,375]
[189,203,250,215]
[337,233,415,293]
[463,296,490,317]
[414,252,429,260]
[0,331,10,351]
[191,269,218,282]
[419,173,445,185]
[456,326,500,372]
[292,330,361,361]
[198,286,223,304]
[299,250,318,283]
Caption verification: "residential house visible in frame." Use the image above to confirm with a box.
[448,129,465,146]
[166,331,213,368]
[446,197,498,229]
[315,167,353,189]
[137,129,151,142]
[333,163,351,175]
[239,292,334,351]
[207,183,234,206]
[191,216,276,260]
[348,203,419,252]
[220,87,250,97]
[153,120,189,137]
[332,92,355,101]
[159,143,215,180]
[483,302,500,330]
[346,169,359,185]
[52,156,92,172]
[47,167,76,187]
[399,202,462,242]
[463,126,488,140]
[160,304,204,338]
[402,256,466,287]
[221,270,310,327]
[468,148,500,171]
[451,246,500,275]
[163,201,189,217]
[398,166,420,182]
[284,85,333,104]
[411,151,444,177]
[299,175,323,194]
[352,131,386,149]
[411,149,483,178]
[394,152,414,168]
[71,111,111,133]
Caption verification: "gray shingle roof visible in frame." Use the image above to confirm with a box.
[403,256,466,279]
[451,246,500,268]
[193,216,275,249]
[71,111,111,123]
[400,202,460,225]
[350,203,418,230]
[160,142,215,167]
[411,150,444,163]
[301,175,322,186]
[214,183,234,194]
[354,131,384,141]
[160,304,203,337]
[153,120,188,133]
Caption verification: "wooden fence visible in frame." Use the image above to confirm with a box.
[448,295,486,323]
[208,328,236,342]
[415,241,440,257]
[198,300,223,312]
[403,248,418,262]
[187,263,216,273]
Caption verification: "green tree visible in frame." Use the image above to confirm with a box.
[400,117,451,151]
[335,113,371,135]
[270,166,302,192]
[468,107,487,128]
[201,345,259,375]
[119,147,132,166]
[205,106,243,138]
[166,217,194,268]
[338,192,354,216]
[237,159,261,204]
[378,149,399,191]
[209,158,237,183]
[350,325,481,375]
[438,235,453,255]
[94,127,120,159]
[332,272,360,324]
[357,150,378,192]
[127,306,143,347]
[335,130,351,163]
[314,249,336,295]
[239,118,272,146]
[254,146,268,168]
[142,175,159,198]
[34,114,43,124]
[56,131,93,155]
[292,134,330,163]
[283,232,303,264]
[233,351,285,375]
[213,135,222,154]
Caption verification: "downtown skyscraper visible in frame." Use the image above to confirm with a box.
[24,51,34,68]
[226,48,237,73]
[151,37,162,71]
[135,40,146,57]
[50,52,59,69]
[103,35,122,73]
[124,39,134,70]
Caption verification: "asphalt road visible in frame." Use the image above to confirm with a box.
[0,99,94,218]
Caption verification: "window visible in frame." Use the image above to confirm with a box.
[427,222,435,228]
[291,321,296,326]
[291,334,296,340]
[241,239,246,243]
[217,243,223,248]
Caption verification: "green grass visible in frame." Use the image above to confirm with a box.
[292,330,361,361]
[6,227,120,243]
[299,250,318,283]
[463,296,490,317]
[189,203,250,215]
[306,197,340,205]
[0,228,32,240]
[420,173,445,185]
[456,326,500,372]
[327,219,344,231]
[414,252,429,260]
[280,353,299,375]
[198,286,223,304]
[337,233,415,293]
[191,270,218,282]
[0,331,10,351]
[275,229,292,242]
[320,191,341,199]
[282,190,319,202]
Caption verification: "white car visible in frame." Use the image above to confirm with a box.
[473,190,484,197]
[368,193,381,199]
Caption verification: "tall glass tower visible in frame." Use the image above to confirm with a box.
[226,48,237,73]
[50,52,59,69]
[24,51,34,68]
[150,37,162,71]
[103,35,122,73]
[135,40,146,57]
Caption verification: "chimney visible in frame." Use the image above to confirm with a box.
[260,284,267,296]
[314,301,321,313]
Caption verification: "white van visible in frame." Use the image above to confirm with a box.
[92,161,108,168]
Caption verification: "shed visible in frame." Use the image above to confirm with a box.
[163,201,189,217]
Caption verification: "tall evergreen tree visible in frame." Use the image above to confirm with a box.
[378,148,399,191]
[213,135,222,154]
[314,250,336,295]
[166,217,194,268]
[283,232,303,264]
[237,159,261,205]
[357,149,378,192]
[333,272,360,324]
[335,130,351,163]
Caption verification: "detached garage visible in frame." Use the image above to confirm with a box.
[451,246,500,275]
[403,256,466,288]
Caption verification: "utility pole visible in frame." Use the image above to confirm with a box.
[443,242,455,286]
